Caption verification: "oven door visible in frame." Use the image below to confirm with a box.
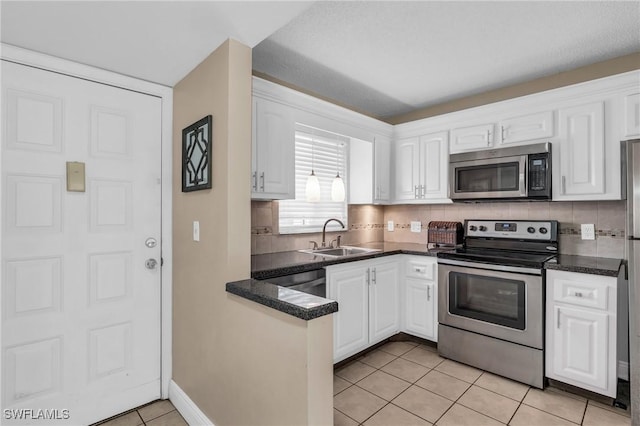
[450,155,527,200]
[438,262,543,349]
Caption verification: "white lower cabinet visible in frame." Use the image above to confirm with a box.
[546,269,617,397]
[402,256,438,341]
[328,257,400,362]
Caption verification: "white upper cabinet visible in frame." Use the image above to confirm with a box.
[251,96,295,200]
[624,92,640,138]
[393,132,449,203]
[374,136,391,203]
[349,138,374,204]
[555,102,605,199]
[498,111,554,146]
[450,123,494,152]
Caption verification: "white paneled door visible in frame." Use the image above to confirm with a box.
[2,61,162,424]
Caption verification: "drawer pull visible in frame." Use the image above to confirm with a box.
[575,292,583,297]
[427,286,431,301]
[414,267,424,272]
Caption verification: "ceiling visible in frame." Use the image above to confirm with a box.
[253,1,640,119]
[1,1,638,121]
[0,1,313,86]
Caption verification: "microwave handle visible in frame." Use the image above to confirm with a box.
[519,156,527,196]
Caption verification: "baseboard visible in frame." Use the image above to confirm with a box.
[618,361,629,381]
[169,380,214,426]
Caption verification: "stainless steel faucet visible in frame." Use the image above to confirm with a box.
[322,218,345,247]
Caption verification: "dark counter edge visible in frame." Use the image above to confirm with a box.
[544,255,625,277]
[226,279,338,321]
[251,248,437,280]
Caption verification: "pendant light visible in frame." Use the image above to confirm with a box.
[305,138,321,202]
[331,141,345,202]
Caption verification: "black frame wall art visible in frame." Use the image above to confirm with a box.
[182,115,212,192]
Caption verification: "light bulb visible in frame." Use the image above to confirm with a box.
[331,174,345,202]
[306,171,321,202]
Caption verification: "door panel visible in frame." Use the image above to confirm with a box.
[2,61,162,424]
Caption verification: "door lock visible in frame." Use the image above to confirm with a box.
[145,238,157,248]
[145,258,158,270]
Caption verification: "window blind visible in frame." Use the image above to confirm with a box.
[278,125,348,234]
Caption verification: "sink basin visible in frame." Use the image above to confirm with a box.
[299,246,380,258]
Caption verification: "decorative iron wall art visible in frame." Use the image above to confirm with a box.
[182,115,212,192]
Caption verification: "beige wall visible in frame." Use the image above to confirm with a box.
[172,39,332,425]
[388,52,640,124]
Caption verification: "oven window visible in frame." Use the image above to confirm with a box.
[455,162,519,193]
[449,272,526,330]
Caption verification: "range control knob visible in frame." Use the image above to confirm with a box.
[479,226,487,232]
[527,227,536,234]
[539,227,548,234]
[469,225,478,231]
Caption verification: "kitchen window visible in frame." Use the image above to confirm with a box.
[278,125,348,234]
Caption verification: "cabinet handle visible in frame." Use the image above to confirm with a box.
[252,172,257,191]
[501,125,506,144]
[575,291,583,298]
[427,286,431,301]
[414,185,419,199]
[366,268,370,285]
[260,172,265,191]
[372,268,377,284]
[561,176,566,195]
[487,130,491,146]
[557,308,561,329]
[421,185,426,198]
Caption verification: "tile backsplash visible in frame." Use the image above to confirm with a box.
[252,200,626,259]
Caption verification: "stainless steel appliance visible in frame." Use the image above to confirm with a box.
[449,142,551,201]
[437,219,558,388]
[622,140,640,424]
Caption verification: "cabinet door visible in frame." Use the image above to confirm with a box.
[252,97,295,199]
[374,136,391,203]
[404,278,437,341]
[369,261,400,344]
[556,102,605,198]
[328,264,370,362]
[624,93,640,138]
[450,123,494,153]
[349,138,373,204]
[420,132,449,199]
[498,111,554,146]
[394,137,421,201]
[549,305,609,393]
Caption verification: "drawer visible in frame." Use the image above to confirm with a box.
[405,258,435,280]
[551,271,610,311]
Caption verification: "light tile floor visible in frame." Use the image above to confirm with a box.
[92,400,187,426]
[335,341,631,426]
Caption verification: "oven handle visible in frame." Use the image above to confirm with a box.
[436,258,542,276]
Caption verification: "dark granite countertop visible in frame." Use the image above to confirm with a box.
[545,254,624,277]
[226,279,338,321]
[251,242,443,279]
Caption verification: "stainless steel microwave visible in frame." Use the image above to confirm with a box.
[449,142,551,201]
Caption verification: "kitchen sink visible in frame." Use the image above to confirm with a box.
[298,246,380,258]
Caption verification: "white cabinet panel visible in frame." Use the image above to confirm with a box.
[450,123,494,153]
[624,93,640,138]
[556,102,605,198]
[499,111,554,146]
[404,278,437,341]
[252,97,295,200]
[369,261,399,343]
[374,136,391,203]
[551,306,609,391]
[421,132,448,199]
[394,137,421,201]
[546,269,617,397]
[349,138,373,204]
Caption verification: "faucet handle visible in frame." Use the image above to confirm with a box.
[336,235,342,248]
[309,241,319,250]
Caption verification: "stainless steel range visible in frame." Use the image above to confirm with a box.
[437,219,558,388]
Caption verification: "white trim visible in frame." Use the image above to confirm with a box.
[618,360,629,381]
[169,380,215,426]
[0,43,173,399]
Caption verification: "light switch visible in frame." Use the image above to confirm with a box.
[387,220,394,231]
[193,221,200,242]
[66,161,85,192]
[581,224,595,240]
[410,221,422,233]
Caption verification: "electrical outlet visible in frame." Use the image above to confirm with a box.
[581,223,595,240]
[410,221,422,233]
[387,220,394,231]
[193,221,200,242]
